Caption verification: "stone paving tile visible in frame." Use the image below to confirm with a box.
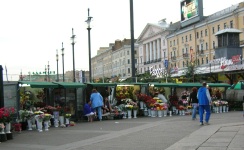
[198,146,227,150]
[228,134,244,148]
[219,126,241,132]
[201,142,229,147]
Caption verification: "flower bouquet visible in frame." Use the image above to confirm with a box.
[132,105,138,110]
[56,106,65,116]
[0,107,16,123]
[65,113,72,119]
[19,110,34,121]
[125,104,133,110]
[36,113,45,122]
[0,123,4,130]
[43,114,52,122]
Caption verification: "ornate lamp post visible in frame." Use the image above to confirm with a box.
[71,28,76,82]
[56,49,59,82]
[61,42,65,82]
[85,8,92,82]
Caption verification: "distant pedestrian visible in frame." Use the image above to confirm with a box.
[189,87,198,120]
[197,82,212,125]
[90,89,104,121]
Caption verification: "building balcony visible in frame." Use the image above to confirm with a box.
[197,50,204,56]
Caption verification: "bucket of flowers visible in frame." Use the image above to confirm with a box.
[34,111,44,132]
[125,104,133,119]
[43,113,52,131]
[64,113,72,127]
[43,114,52,122]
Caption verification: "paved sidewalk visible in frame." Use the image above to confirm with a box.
[0,111,243,150]
[166,122,244,150]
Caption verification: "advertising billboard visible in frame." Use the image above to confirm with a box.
[181,0,199,21]
[180,0,203,27]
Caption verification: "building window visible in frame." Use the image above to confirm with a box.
[163,51,166,58]
[224,23,227,29]
[200,31,203,37]
[127,59,130,64]
[170,41,172,47]
[183,61,185,67]
[230,20,233,28]
[205,29,208,36]
[190,34,192,41]
[197,59,200,65]
[185,36,188,42]
[206,42,208,50]
[196,32,199,38]
[206,57,208,64]
[187,60,189,66]
[128,68,130,74]
[201,44,203,50]
[173,40,175,46]
[201,58,204,64]
[134,50,137,54]
[197,45,199,51]
[127,50,130,55]
[218,25,220,31]
[182,37,184,43]
[212,27,215,34]
[182,48,184,54]
[170,52,172,57]
[163,39,165,46]
[213,41,215,49]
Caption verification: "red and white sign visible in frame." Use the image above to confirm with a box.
[232,55,241,64]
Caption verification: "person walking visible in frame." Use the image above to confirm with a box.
[197,82,212,125]
[189,87,198,120]
[90,89,104,121]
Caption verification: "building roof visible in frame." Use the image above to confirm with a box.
[214,28,242,36]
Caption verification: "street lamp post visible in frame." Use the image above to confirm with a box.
[71,28,76,82]
[130,0,136,82]
[45,65,47,81]
[61,42,65,82]
[47,61,50,82]
[56,49,59,82]
[86,8,92,83]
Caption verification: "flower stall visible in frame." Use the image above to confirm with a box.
[0,107,16,141]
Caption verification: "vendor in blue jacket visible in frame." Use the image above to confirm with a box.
[197,82,212,125]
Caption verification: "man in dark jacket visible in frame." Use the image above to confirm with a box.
[197,82,212,125]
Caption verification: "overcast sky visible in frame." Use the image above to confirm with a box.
[0,0,243,81]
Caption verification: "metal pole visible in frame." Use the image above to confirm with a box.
[130,0,136,82]
[86,8,92,83]
[47,61,50,82]
[61,42,65,82]
[88,28,91,82]
[0,65,4,108]
[56,49,59,82]
[71,28,76,83]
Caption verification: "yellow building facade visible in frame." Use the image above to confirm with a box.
[167,2,244,78]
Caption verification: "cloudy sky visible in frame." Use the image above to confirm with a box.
[0,0,243,81]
